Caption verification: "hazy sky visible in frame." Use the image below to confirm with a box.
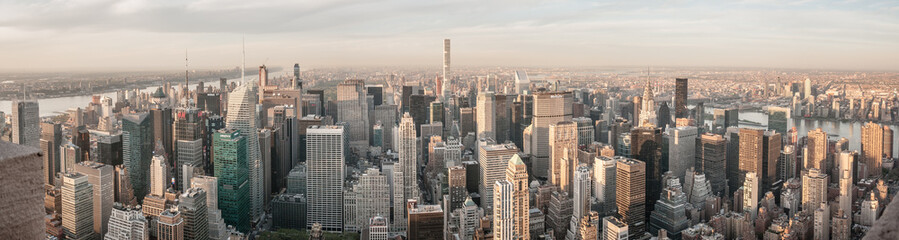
[1,0,898,71]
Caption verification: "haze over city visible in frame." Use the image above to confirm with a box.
[1,0,898,71]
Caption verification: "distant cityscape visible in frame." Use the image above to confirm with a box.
[2,38,899,240]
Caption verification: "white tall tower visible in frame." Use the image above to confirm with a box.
[306,125,346,231]
[743,172,760,220]
[594,156,617,214]
[639,78,657,127]
[838,151,855,216]
[442,39,451,99]
[225,84,263,220]
[493,180,514,240]
[397,113,420,205]
[150,154,168,197]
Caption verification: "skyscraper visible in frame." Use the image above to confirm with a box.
[213,128,250,232]
[573,117,595,146]
[406,200,444,240]
[41,122,62,185]
[531,91,573,179]
[738,128,764,194]
[442,39,451,99]
[602,216,629,240]
[549,121,578,192]
[807,128,828,170]
[802,168,829,210]
[515,70,530,95]
[306,125,346,231]
[190,176,227,240]
[73,161,113,236]
[174,107,205,190]
[630,126,662,218]
[594,156,618,215]
[398,113,420,205]
[838,151,856,216]
[179,187,209,240]
[122,113,152,202]
[225,84,263,221]
[639,79,656,127]
[674,78,688,119]
[507,154,530,239]
[150,151,168,197]
[649,177,689,239]
[493,180,514,240]
[861,122,884,177]
[337,79,370,150]
[11,100,39,148]
[477,91,496,140]
[478,141,519,212]
[448,165,467,213]
[106,204,148,240]
[61,172,94,240]
[157,209,184,240]
[767,107,790,135]
[355,168,390,229]
[616,158,646,237]
[742,172,760,220]
[696,133,726,195]
[667,126,697,182]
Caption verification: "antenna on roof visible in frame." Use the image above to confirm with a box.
[185,49,189,87]
[241,37,246,84]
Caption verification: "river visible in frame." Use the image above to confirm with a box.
[703,108,899,157]
[0,77,250,117]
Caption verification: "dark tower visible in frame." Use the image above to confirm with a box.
[675,78,688,119]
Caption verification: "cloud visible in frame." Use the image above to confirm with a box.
[0,0,897,71]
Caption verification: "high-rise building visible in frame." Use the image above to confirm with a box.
[838,151,856,215]
[495,94,514,143]
[649,177,689,239]
[478,141,519,212]
[762,130,782,192]
[832,209,850,240]
[122,113,153,202]
[337,80,370,150]
[806,128,828,170]
[73,161,113,236]
[861,122,885,177]
[150,107,173,165]
[212,128,250,232]
[397,113,420,206]
[616,158,646,237]
[476,91,496,140]
[549,121,578,192]
[180,187,209,240]
[515,71,530,95]
[507,154,530,239]
[630,126,662,218]
[41,122,62,185]
[667,126,697,182]
[174,107,205,190]
[572,164,591,221]
[713,109,739,131]
[574,117,595,146]
[802,168,829,210]
[742,172,760,220]
[448,165,467,213]
[306,125,345,231]
[442,39,452,99]
[106,204,148,240]
[157,209,184,240]
[493,180,514,240]
[639,80,657,127]
[594,156,618,215]
[696,133,726,195]
[149,152,169,197]
[674,78,688,119]
[738,128,764,194]
[190,176,227,240]
[406,200,444,240]
[814,203,831,240]
[61,172,94,240]
[602,216,629,240]
[272,193,307,230]
[225,84,263,221]
[96,132,123,166]
[12,100,40,148]
[355,168,390,229]
[530,91,573,179]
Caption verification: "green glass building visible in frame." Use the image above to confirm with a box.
[213,128,250,232]
[122,113,153,202]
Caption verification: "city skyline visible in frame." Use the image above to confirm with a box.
[0,0,898,71]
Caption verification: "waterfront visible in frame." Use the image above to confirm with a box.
[0,77,248,117]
